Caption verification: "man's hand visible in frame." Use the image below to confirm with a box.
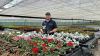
[49,31,53,33]
[40,29,44,34]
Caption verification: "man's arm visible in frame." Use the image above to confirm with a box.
[49,21,57,33]
[40,22,44,33]
[49,28,57,33]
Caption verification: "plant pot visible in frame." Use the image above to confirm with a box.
[65,48,73,54]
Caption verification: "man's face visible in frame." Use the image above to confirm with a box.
[45,15,51,20]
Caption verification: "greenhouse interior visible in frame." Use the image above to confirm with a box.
[0,0,100,56]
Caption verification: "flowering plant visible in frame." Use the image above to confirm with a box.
[0,29,93,56]
[12,31,84,56]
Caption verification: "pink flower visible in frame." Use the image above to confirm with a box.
[48,36,54,39]
[43,36,47,38]
[42,38,47,41]
[38,36,42,38]
[23,36,31,40]
[12,36,22,41]
[42,47,48,53]
[47,39,53,43]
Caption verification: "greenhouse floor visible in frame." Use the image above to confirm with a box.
[94,39,100,56]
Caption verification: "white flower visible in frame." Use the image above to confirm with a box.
[16,32,21,33]
[9,32,12,35]
[1,32,5,35]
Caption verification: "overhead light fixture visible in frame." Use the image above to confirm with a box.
[4,3,13,8]
[3,0,23,9]
[0,9,3,11]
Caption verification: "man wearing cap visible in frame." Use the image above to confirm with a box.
[40,12,57,35]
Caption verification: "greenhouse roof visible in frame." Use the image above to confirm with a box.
[0,0,100,20]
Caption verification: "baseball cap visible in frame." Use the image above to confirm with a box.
[45,12,51,16]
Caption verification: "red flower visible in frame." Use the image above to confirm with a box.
[67,41,74,47]
[33,42,38,46]
[42,43,47,47]
[32,48,39,54]
[47,39,53,43]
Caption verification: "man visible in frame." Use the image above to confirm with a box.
[40,12,57,35]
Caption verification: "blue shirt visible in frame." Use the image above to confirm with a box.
[42,19,57,34]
